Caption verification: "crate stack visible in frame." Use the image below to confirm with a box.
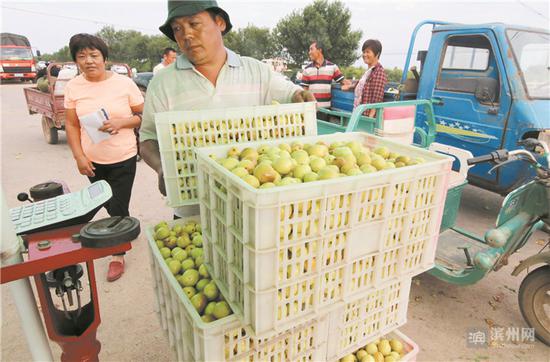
[154,103,317,206]
[147,104,452,361]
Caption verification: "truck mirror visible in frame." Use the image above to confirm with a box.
[416,50,427,71]
[36,50,41,57]
[475,77,498,103]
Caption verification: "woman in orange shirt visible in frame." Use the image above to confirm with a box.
[64,34,144,282]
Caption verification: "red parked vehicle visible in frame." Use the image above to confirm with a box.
[0,33,38,82]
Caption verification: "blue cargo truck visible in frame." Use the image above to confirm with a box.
[326,20,549,195]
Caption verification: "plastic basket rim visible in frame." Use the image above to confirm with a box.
[196,132,453,193]
[153,101,317,124]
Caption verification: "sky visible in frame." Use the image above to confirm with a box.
[1,0,549,69]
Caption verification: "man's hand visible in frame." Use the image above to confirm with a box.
[291,90,316,103]
[158,168,166,196]
[341,79,353,91]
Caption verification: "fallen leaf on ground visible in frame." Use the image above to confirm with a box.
[535,239,546,246]
[413,279,421,286]
[492,293,503,303]
[484,318,494,327]
[414,296,422,302]
[474,355,489,362]
[488,300,497,310]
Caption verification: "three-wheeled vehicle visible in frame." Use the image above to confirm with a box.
[319,101,550,345]
[23,62,132,145]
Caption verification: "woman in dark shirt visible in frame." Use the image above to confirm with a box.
[343,39,387,117]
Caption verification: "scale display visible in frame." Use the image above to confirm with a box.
[10,180,112,235]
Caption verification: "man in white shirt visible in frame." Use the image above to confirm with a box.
[152,47,177,74]
[140,0,314,218]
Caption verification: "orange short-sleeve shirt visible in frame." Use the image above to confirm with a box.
[64,72,144,164]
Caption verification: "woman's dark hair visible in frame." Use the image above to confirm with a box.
[69,33,109,62]
[362,39,382,58]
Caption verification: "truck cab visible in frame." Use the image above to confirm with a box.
[0,33,38,82]
[404,21,549,194]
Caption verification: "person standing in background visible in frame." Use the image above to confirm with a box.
[64,33,144,282]
[153,47,177,74]
[300,40,346,110]
[342,39,387,118]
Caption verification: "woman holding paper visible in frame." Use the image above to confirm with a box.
[64,33,144,282]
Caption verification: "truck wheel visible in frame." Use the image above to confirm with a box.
[518,265,550,346]
[41,116,59,144]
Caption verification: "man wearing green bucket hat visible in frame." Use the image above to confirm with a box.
[140,0,315,217]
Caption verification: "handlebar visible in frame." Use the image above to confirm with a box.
[466,138,549,175]
[467,150,508,166]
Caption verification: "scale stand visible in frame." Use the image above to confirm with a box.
[1,216,140,362]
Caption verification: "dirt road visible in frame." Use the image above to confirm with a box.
[1,83,548,361]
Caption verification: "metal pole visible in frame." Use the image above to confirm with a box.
[1,189,53,362]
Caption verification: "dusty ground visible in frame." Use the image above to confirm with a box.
[1,83,548,361]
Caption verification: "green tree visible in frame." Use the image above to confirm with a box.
[41,26,177,72]
[385,67,403,83]
[96,26,177,71]
[48,46,72,62]
[224,25,278,59]
[274,0,362,67]
[340,66,364,80]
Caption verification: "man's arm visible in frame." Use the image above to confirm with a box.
[139,139,166,196]
[262,61,314,104]
[334,65,352,90]
[333,65,345,84]
[139,77,168,195]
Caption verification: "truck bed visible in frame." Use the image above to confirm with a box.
[23,87,65,127]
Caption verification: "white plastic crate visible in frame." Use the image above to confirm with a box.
[196,132,452,337]
[147,217,328,361]
[388,330,420,362]
[329,329,420,362]
[154,102,317,207]
[326,279,411,361]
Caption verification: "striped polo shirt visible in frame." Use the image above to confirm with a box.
[300,60,344,108]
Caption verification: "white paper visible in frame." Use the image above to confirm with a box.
[79,109,110,144]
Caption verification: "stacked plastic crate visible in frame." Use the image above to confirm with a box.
[195,131,452,360]
[148,103,330,361]
[147,103,452,361]
[154,103,317,206]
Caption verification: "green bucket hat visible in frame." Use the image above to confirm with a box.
[159,1,232,41]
